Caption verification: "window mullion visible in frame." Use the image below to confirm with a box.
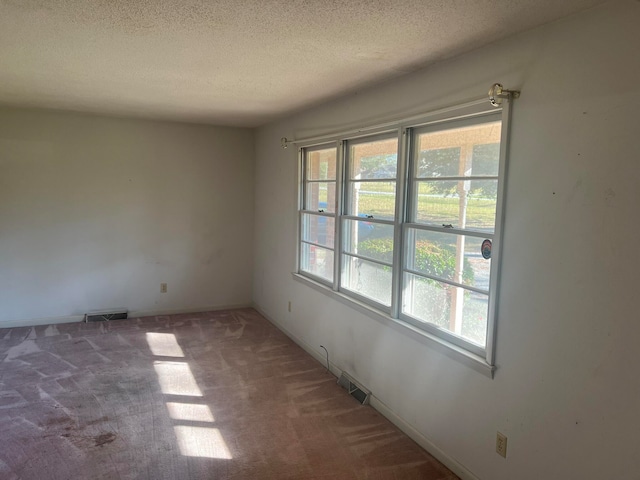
[333,140,345,292]
[390,127,410,319]
[400,128,417,317]
[297,149,305,273]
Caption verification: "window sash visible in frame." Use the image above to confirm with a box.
[402,113,501,349]
[300,145,339,286]
[340,133,401,311]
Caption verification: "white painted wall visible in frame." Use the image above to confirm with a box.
[253,2,640,479]
[0,108,254,326]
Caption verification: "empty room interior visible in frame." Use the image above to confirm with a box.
[1,1,639,479]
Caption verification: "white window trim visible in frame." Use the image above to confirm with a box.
[295,97,514,377]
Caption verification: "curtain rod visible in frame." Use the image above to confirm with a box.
[281,84,519,149]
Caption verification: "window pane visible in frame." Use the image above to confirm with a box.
[301,214,334,248]
[300,243,334,282]
[402,273,450,328]
[307,148,337,180]
[407,229,491,291]
[416,121,501,178]
[402,273,487,346]
[341,255,392,306]
[461,290,489,346]
[472,143,500,177]
[343,219,394,264]
[306,182,336,213]
[350,138,398,180]
[415,179,497,232]
[416,147,460,178]
[349,181,396,220]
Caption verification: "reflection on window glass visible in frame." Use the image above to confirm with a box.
[417,122,501,178]
[342,255,392,306]
[407,229,491,291]
[414,180,497,232]
[300,243,334,283]
[306,182,336,213]
[462,291,489,345]
[349,181,396,220]
[307,148,337,180]
[416,143,500,178]
[403,273,451,328]
[348,137,398,220]
[343,219,394,264]
[402,273,488,346]
[472,143,500,176]
[350,139,398,179]
[301,214,335,248]
[417,147,460,178]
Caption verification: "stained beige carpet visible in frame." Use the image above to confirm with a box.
[0,308,458,479]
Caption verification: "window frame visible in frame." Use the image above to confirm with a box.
[295,99,512,374]
[298,144,340,287]
[399,113,502,357]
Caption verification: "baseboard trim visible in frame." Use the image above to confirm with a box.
[252,302,481,480]
[129,303,252,318]
[368,396,481,480]
[0,303,253,330]
[252,304,342,376]
[0,314,84,329]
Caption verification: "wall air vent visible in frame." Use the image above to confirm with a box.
[84,309,128,322]
[337,372,370,405]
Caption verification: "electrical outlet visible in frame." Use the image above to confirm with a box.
[288,301,292,312]
[160,283,167,293]
[496,432,508,458]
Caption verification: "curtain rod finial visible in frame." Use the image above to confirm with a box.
[489,83,520,107]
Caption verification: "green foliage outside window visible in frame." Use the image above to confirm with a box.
[357,237,474,285]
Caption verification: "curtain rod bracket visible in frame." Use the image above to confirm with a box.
[281,137,291,149]
[489,83,520,107]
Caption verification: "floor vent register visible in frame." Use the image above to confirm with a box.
[337,372,371,405]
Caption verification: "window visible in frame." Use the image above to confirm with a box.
[299,146,338,283]
[401,118,501,355]
[297,101,509,372]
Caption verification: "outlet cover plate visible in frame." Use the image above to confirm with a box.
[496,432,507,458]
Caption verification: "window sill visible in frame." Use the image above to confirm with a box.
[292,272,496,378]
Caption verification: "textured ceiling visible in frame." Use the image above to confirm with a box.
[0,0,605,127]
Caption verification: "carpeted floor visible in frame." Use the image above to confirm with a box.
[0,308,458,479]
